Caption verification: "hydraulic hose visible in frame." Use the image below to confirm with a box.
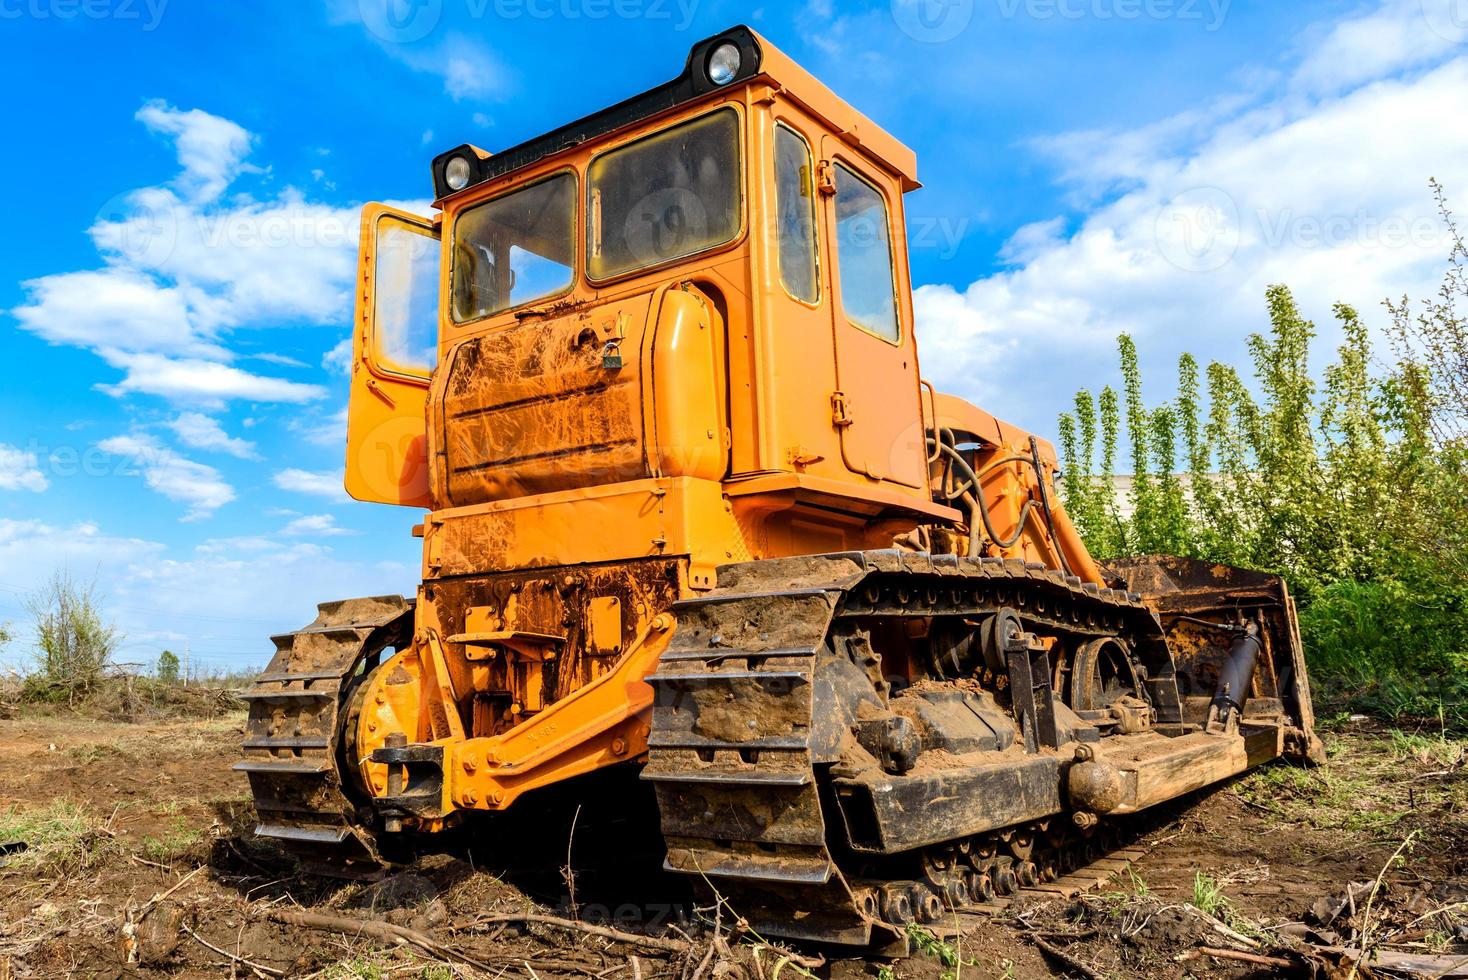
[930,438,1037,551]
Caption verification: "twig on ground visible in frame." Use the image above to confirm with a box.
[1183,904,1260,949]
[137,864,205,920]
[451,913,688,954]
[129,854,174,872]
[1348,831,1419,980]
[1029,933,1103,980]
[564,804,582,921]
[181,922,284,978]
[1191,946,1295,969]
[266,908,496,972]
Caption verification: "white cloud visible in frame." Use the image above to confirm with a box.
[289,405,349,448]
[1291,0,1462,97]
[136,101,253,204]
[251,352,309,368]
[322,336,353,374]
[913,6,1468,427]
[12,267,223,358]
[324,1,513,102]
[0,445,48,492]
[97,351,325,408]
[166,412,258,459]
[9,103,360,409]
[274,468,348,502]
[281,513,359,537]
[97,433,236,522]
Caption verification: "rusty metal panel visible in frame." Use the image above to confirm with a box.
[439,293,653,505]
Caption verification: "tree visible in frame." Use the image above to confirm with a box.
[24,572,119,704]
[157,649,180,684]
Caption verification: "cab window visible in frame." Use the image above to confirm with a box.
[452,172,576,322]
[833,164,899,342]
[373,215,440,376]
[587,108,741,280]
[774,125,818,304]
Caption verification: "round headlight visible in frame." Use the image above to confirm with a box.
[444,155,472,191]
[707,42,741,86]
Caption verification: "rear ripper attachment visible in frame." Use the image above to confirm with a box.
[645,551,1318,948]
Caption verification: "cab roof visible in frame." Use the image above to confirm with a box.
[430,26,920,203]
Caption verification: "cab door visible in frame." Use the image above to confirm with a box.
[345,204,440,508]
[817,141,927,488]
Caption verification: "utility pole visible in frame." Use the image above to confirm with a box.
[184,641,191,687]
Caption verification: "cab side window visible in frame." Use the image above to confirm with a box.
[373,215,441,377]
[774,125,818,304]
[833,164,899,342]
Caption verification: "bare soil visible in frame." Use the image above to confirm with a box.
[1,711,1464,979]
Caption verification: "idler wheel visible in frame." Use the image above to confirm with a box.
[1016,861,1039,887]
[966,870,995,903]
[941,877,969,910]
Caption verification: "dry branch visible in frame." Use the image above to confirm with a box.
[1194,946,1296,969]
[456,913,688,954]
[181,922,284,978]
[1028,934,1103,980]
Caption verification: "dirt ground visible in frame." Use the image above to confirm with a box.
[1,710,1465,979]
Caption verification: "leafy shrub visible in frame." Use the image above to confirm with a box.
[1058,184,1468,703]
[156,649,180,684]
[22,573,119,705]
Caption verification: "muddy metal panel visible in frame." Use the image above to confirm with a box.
[438,292,654,505]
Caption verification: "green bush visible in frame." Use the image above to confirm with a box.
[1299,576,1467,677]
[21,573,119,705]
[1057,184,1468,709]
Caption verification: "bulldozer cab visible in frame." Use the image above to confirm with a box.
[344,27,938,520]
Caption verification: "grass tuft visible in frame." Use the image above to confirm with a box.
[0,801,116,874]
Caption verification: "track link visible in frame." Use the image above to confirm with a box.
[645,550,1178,947]
[236,595,412,878]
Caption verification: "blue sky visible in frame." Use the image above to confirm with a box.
[2,0,1465,672]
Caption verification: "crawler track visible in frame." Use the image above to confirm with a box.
[644,550,1183,947]
[236,596,412,878]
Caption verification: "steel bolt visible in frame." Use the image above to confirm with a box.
[1073,811,1099,830]
[611,737,628,756]
[490,790,505,805]
[462,753,478,773]
[461,788,478,805]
